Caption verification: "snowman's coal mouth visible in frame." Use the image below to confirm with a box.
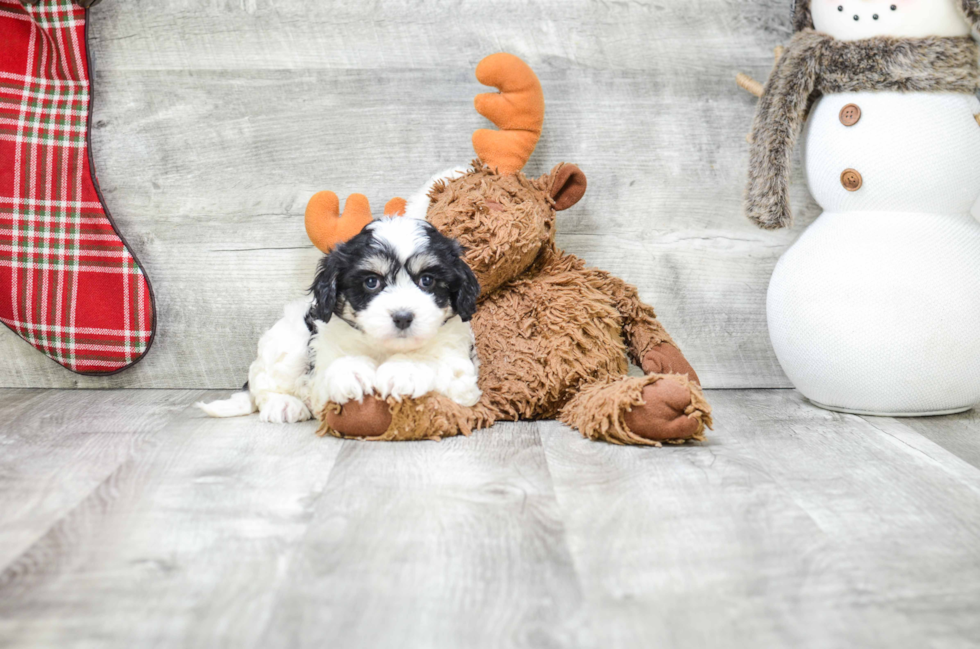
[836,3,898,22]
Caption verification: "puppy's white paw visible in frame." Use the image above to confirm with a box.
[375,361,436,401]
[446,376,481,407]
[321,356,377,404]
[259,393,311,424]
[433,360,481,407]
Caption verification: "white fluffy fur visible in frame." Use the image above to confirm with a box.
[403,166,468,220]
[197,218,481,424]
[306,313,480,415]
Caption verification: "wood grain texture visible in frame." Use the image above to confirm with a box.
[0,0,815,389]
[2,389,980,647]
[0,390,343,648]
[260,422,590,649]
[0,389,202,571]
[540,390,980,648]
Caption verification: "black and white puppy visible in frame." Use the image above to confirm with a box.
[197,217,481,423]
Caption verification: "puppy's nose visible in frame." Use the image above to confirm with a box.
[391,311,414,331]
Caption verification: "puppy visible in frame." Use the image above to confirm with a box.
[197,217,482,424]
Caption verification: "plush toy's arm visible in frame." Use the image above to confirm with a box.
[603,274,701,385]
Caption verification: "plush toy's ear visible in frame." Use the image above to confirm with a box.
[546,163,587,212]
[384,197,407,217]
[305,191,373,253]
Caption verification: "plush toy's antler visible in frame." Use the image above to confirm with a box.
[472,53,545,175]
[305,191,373,253]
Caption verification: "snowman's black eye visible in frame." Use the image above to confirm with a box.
[873,13,879,20]
[838,5,844,11]
[853,14,859,20]
[891,4,897,9]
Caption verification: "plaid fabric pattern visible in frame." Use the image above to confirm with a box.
[0,0,154,374]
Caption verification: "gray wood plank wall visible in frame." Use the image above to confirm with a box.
[1,0,977,389]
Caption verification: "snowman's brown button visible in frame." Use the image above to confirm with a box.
[839,104,861,126]
[841,168,863,191]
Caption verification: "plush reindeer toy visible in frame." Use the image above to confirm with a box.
[319,54,712,445]
[740,1,980,415]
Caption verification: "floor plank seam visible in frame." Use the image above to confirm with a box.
[532,422,598,642]
[247,439,347,648]
[858,416,980,498]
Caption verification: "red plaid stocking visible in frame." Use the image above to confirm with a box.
[0,0,155,374]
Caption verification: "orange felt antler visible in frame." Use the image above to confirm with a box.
[472,53,544,175]
[305,191,373,253]
[384,197,407,217]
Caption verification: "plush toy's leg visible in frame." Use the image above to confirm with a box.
[641,343,701,386]
[319,394,479,442]
[559,374,712,447]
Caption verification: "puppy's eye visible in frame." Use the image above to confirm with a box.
[418,274,435,289]
[363,276,382,291]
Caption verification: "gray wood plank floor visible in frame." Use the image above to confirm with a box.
[1,389,979,648]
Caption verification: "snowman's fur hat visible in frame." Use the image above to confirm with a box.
[792,0,980,33]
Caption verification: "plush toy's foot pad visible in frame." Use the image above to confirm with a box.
[322,397,392,439]
[559,373,712,447]
[623,379,704,442]
[318,393,476,442]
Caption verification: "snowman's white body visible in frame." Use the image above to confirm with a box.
[767,91,980,414]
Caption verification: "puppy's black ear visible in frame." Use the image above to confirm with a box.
[450,247,481,322]
[308,246,346,324]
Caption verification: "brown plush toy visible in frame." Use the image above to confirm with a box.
[318,53,712,446]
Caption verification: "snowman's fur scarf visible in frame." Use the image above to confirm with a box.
[792,0,815,32]
[745,29,980,229]
[961,0,980,30]
[792,0,980,32]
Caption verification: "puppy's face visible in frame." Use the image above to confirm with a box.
[309,217,480,352]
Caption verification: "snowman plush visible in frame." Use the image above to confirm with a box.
[745,0,980,415]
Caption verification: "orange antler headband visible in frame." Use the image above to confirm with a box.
[304,193,407,254]
[472,53,544,175]
[304,192,373,254]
